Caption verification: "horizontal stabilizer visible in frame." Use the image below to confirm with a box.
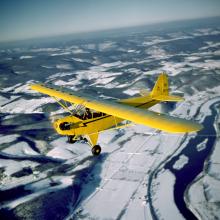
[153,95,184,102]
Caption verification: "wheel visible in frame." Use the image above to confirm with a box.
[68,135,76,144]
[91,145,101,156]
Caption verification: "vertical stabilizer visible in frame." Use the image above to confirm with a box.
[150,73,168,97]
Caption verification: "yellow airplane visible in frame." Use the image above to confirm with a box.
[30,73,203,156]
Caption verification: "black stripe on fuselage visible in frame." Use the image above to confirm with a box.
[135,99,157,108]
[78,99,158,125]
[83,115,111,125]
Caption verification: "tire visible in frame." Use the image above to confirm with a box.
[91,145,101,156]
[68,135,76,144]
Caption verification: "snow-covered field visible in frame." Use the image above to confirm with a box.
[0,18,220,220]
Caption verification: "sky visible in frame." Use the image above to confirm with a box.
[0,0,220,42]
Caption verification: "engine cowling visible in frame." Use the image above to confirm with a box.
[59,122,71,130]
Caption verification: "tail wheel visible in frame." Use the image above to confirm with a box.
[92,145,101,156]
[68,135,76,144]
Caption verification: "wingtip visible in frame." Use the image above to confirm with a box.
[29,84,35,90]
[193,122,203,132]
[174,121,203,133]
[29,83,43,91]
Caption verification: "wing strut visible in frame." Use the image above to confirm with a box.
[52,97,73,114]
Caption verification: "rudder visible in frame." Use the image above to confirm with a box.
[150,73,168,97]
[150,73,184,102]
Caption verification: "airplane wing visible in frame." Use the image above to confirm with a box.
[30,83,203,133]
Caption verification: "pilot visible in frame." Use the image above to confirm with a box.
[83,108,92,120]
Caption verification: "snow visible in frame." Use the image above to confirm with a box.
[68,127,188,219]
[142,70,161,76]
[26,176,73,192]
[209,140,220,166]
[153,170,185,220]
[99,61,133,70]
[41,65,54,69]
[81,179,140,219]
[56,64,72,70]
[1,83,22,92]
[2,142,39,156]
[25,178,52,191]
[123,89,140,96]
[72,58,85,62]
[13,82,36,94]
[0,159,24,176]
[196,138,208,152]
[51,52,71,56]
[186,174,220,220]
[0,134,19,145]
[203,175,220,202]
[47,137,88,159]
[186,175,207,219]
[0,81,36,94]
[190,59,220,70]
[47,71,75,81]
[72,48,89,54]
[127,49,136,53]
[142,35,193,47]
[93,76,115,85]
[146,46,168,59]
[101,61,123,68]
[83,43,96,50]
[121,201,152,220]
[20,56,34,59]
[0,95,10,106]
[199,41,220,50]
[98,41,116,51]
[4,175,73,209]
[173,155,189,170]
[160,61,190,76]
[30,48,60,52]
[184,56,201,61]
[193,28,220,37]
[1,97,56,113]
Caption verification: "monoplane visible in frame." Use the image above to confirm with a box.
[30,73,202,155]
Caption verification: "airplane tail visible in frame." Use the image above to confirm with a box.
[119,72,184,106]
[150,73,184,102]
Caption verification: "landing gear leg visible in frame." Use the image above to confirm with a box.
[68,135,76,144]
[91,145,101,156]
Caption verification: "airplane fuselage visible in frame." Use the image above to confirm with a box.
[54,114,124,137]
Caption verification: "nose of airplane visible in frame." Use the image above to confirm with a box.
[59,122,71,130]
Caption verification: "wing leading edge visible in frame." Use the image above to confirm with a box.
[30,84,203,133]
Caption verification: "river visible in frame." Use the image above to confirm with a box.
[164,99,220,220]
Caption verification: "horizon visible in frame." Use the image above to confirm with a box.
[1,0,220,43]
[0,16,219,46]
